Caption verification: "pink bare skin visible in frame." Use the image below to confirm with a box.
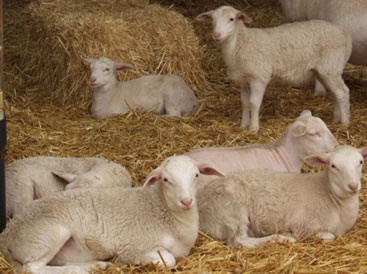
[185,110,338,175]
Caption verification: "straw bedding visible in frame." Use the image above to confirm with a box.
[2,0,367,273]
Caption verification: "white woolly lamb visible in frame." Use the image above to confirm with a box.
[6,156,131,217]
[86,57,198,119]
[186,110,338,175]
[198,145,367,248]
[196,6,352,131]
[0,156,222,273]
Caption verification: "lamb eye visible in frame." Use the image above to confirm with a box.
[104,68,110,72]
[360,160,363,165]
[229,18,234,22]
[195,173,199,178]
[163,178,168,182]
[331,164,336,168]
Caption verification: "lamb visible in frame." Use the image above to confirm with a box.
[0,156,222,273]
[6,156,132,217]
[186,110,338,175]
[279,0,367,67]
[195,6,352,131]
[86,56,198,119]
[198,145,367,248]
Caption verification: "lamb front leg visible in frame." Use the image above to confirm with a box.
[240,85,251,128]
[229,224,295,248]
[248,80,267,132]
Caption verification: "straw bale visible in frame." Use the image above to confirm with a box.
[2,0,367,273]
[14,0,207,108]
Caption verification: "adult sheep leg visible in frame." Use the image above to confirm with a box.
[317,74,350,125]
[248,80,267,132]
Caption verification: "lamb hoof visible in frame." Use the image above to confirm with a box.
[249,125,259,132]
[341,119,350,126]
[317,232,336,240]
[276,235,296,244]
[240,121,250,128]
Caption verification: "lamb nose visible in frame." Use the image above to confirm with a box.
[181,199,192,208]
[214,32,221,39]
[348,184,358,192]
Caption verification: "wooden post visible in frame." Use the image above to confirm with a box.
[0,0,6,232]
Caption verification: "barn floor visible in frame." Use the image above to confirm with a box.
[1,0,367,273]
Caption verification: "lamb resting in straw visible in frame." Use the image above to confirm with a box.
[186,110,338,175]
[0,156,222,273]
[198,145,366,247]
[86,57,198,119]
[6,156,132,217]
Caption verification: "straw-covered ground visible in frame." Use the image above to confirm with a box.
[1,0,367,273]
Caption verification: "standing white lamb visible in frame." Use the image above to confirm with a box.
[86,57,198,119]
[198,145,367,248]
[186,110,338,175]
[6,156,132,217]
[0,156,222,273]
[195,6,352,131]
[279,0,367,67]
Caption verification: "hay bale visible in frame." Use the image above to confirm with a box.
[18,0,207,108]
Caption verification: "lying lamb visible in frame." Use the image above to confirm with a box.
[86,56,198,119]
[196,6,352,131]
[186,110,338,175]
[6,156,131,217]
[198,145,366,247]
[0,156,222,273]
[279,0,367,67]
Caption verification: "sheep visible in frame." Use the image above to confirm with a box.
[186,110,338,175]
[0,155,223,273]
[86,57,198,119]
[197,145,367,248]
[195,6,352,131]
[6,156,132,217]
[279,0,367,67]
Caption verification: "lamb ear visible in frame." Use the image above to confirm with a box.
[304,153,330,167]
[237,11,252,24]
[84,57,96,64]
[195,10,214,21]
[300,110,312,118]
[143,167,162,187]
[197,163,224,177]
[52,171,77,184]
[291,121,307,137]
[114,62,134,71]
[359,147,367,160]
